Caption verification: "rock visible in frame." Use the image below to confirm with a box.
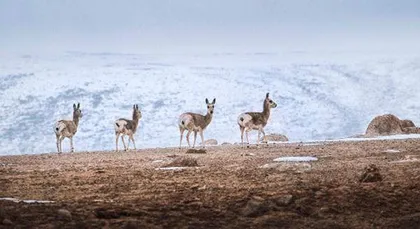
[57,209,72,220]
[221,142,232,145]
[315,191,324,198]
[317,207,331,218]
[365,114,404,136]
[252,196,265,202]
[294,197,313,215]
[2,219,13,225]
[165,156,199,167]
[274,194,293,206]
[400,119,416,128]
[204,139,218,145]
[190,184,205,191]
[185,149,207,154]
[123,221,141,229]
[387,212,420,229]
[260,163,279,169]
[365,114,418,136]
[253,215,293,228]
[244,153,255,156]
[294,197,310,206]
[359,164,383,183]
[260,163,311,173]
[242,196,269,217]
[404,127,420,134]
[261,134,289,142]
[94,208,120,219]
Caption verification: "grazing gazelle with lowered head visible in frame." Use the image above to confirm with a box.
[179,98,216,148]
[237,93,277,146]
[54,103,83,153]
[115,104,142,151]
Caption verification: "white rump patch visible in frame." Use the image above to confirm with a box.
[237,113,253,126]
[178,113,193,128]
[273,156,318,162]
[114,119,128,132]
[54,121,66,134]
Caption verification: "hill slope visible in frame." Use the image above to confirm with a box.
[1,52,420,155]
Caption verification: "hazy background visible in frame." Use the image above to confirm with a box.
[1,0,419,54]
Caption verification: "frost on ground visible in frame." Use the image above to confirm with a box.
[273,156,318,162]
[155,167,190,171]
[0,197,54,204]
[383,149,401,153]
[1,52,420,155]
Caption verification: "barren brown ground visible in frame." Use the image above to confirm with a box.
[1,139,420,229]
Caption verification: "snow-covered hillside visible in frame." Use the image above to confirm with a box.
[1,52,419,155]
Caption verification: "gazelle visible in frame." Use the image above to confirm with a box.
[237,93,277,146]
[179,98,216,148]
[115,104,142,151]
[54,103,83,153]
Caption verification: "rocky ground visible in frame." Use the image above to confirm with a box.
[1,139,420,229]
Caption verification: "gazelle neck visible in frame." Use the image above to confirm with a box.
[204,112,213,127]
[262,101,271,121]
[132,112,140,130]
[73,114,80,127]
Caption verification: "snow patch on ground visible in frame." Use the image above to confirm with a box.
[273,156,318,162]
[155,167,199,171]
[0,197,55,204]
[383,149,401,153]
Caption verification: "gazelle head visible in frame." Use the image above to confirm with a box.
[73,103,83,119]
[132,104,142,120]
[205,98,216,115]
[265,93,277,109]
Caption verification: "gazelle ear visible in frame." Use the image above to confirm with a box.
[205,98,209,104]
[133,104,136,109]
[135,104,139,110]
[212,98,216,104]
[266,93,270,98]
[77,103,80,109]
[73,104,77,110]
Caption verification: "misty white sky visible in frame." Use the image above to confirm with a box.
[1,0,419,54]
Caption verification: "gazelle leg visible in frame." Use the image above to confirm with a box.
[70,137,74,152]
[193,131,197,148]
[115,132,120,151]
[179,127,185,149]
[59,136,65,153]
[246,130,250,144]
[240,126,245,148]
[121,135,127,151]
[127,135,131,149]
[200,130,205,148]
[56,134,60,153]
[130,135,136,150]
[260,128,266,144]
[186,130,192,147]
[257,130,261,145]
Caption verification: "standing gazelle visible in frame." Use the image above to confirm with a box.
[237,93,277,146]
[179,98,216,148]
[54,103,83,153]
[115,104,142,151]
